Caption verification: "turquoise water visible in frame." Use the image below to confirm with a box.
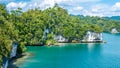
[19,33,120,68]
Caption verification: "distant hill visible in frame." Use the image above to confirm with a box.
[111,16,120,20]
[70,14,120,21]
[103,16,120,20]
[70,14,120,32]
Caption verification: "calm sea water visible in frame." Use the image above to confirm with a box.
[18,33,120,68]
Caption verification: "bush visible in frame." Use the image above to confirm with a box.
[45,39,57,46]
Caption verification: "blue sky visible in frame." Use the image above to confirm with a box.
[1,0,120,17]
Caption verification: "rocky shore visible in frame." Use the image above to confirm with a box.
[8,52,32,68]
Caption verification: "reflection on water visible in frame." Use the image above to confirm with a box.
[87,43,100,52]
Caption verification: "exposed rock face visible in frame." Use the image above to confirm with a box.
[2,57,8,68]
[10,43,18,58]
[2,43,18,68]
[111,28,119,34]
[54,35,68,42]
[43,28,50,39]
[82,31,102,43]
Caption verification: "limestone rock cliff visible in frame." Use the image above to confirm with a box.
[54,35,68,43]
[111,28,119,34]
[82,31,102,43]
[2,42,18,68]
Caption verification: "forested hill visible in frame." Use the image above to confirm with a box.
[103,16,120,20]
[71,15,120,32]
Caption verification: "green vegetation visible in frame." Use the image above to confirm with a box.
[0,4,17,67]
[76,15,120,32]
[0,3,120,66]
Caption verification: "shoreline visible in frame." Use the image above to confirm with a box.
[25,42,104,46]
[49,42,104,46]
[8,52,31,68]
[7,42,104,68]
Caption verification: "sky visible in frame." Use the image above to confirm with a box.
[1,0,120,17]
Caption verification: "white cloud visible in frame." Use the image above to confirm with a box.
[83,9,104,17]
[70,6,83,12]
[0,0,15,2]
[112,2,120,11]
[69,4,108,17]
[25,0,55,10]
[55,0,72,3]
[77,3,120,17]
[6,0,101,11]
[39,0,55,9]
[75,0,100,3]
[6,0,120,17]
[113,2,120,8]
[75,6,83,10]
[26,0,72,10]
[28,0,100,9]
[7,2,27,10]
[91,4,109,13]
